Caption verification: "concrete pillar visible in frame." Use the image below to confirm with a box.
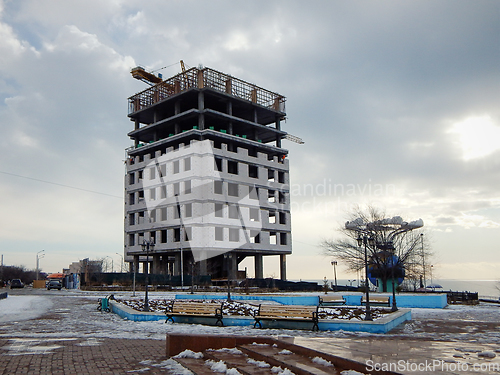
[199,259,207,276]
[133,255,139,274]
[174,253,181,276]
[280,254,287,281]
[255,254,263,279]
[152,254,160,274]
[142,261,148,274]
[230,253,237,280]
[198,91,204,130]
[276,118,281,148]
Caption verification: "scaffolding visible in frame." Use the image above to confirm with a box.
[128,66,286,115]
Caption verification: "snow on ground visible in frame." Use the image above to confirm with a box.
[1,289,500,347]
[0,295,53,323]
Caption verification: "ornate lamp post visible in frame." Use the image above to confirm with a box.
[141,239,155,312]
[357,236,374,321]
[331,261,338,291]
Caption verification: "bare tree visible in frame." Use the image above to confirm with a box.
[320,206,432,292]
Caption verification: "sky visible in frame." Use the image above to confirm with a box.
[0,0,499,281]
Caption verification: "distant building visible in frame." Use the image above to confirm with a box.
[124,66,292,281]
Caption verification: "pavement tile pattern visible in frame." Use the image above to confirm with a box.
[0,337,166,374]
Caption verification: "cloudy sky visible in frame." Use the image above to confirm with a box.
[0,0,499,281]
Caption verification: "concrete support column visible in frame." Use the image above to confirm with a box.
[230,253,237,281]
[142,261,148,274]
[174,253,181,276]
[133,255,139,274]
[198,91,205,130]
[199,259,207,276]
[255,254,263,279]
[276,118,281,148]
[280,254,287,281]
[152,254,160,274]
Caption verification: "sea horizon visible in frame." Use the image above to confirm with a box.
[291,278,500,298]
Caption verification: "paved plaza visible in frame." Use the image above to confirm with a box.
[1,288,499,374]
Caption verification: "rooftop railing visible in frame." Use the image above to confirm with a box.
[128,67,286,114]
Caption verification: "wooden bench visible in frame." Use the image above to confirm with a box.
[361,296,390,307]
[165,301,224,326]
[253,304,319,331]
[318,295,346,306]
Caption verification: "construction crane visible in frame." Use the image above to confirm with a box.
[131,60,189,86]
[284,134,304,144]
[130,66,163,85]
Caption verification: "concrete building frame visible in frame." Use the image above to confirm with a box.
[124,66,292,282]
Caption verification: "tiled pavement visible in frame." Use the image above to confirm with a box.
[0,337,167,374]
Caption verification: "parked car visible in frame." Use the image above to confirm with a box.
[10,279,24,289]
[47,280,62,290]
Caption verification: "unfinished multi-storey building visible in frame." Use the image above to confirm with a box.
[124,66,293,281]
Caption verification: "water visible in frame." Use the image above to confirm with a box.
[297,279,500,299]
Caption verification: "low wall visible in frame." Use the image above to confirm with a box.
[109,301,167,322]
[176,293,448,309]
[109,300,410,333]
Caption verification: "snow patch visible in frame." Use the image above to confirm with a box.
[210,347,243,355]
[341,371,365,375]
[247,357,271,368]
[173,349,204,359]
[311,356,333,367]
[205,359,230,373]
[156,359,194,374]
[0,296,53,322]
[272,366,295,375]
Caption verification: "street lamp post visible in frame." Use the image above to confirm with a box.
[36,250,45,281]
[331,261,338,292]
[141,239,155,312]
[389,242,398,312]
[224,253,231,301]
[421,233,425,289]
[357,236,374,321]
[115,253,124,273]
